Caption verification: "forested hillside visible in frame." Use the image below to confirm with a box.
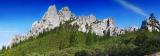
[0,20,160,56]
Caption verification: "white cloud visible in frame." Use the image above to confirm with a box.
[115,0,148,17]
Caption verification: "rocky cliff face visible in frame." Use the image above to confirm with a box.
[141,13,160,32]
[11,5,128,45]
[59,7,72,23]
[11,5,75,45]
[26,5,74,37]
[128,26,139,32]
[71,15,96,32]
[16,5,127,38]
[91,18,116,36]
[71,15,125,36]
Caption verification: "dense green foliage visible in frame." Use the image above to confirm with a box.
[0,21,160,56]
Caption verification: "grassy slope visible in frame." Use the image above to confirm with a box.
[1,21,160,56]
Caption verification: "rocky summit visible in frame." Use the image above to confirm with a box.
[141,13,160,32]
[2,4,160,56]
[27,5,125,37]
[10,5,126,45]
[10,5,160,46]
[27,5,74,37]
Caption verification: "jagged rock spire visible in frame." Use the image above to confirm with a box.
[29,5,61,37]
[107,18,114,27]
[27,5,75,37]
[59,6,72,23]
[42,5,60,28]
[48,5,57,12]
[42,5,59,21]
[141,13,160,32]
[11,5,128,46]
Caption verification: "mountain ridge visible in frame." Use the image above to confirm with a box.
[10,5,160,48]
[26,5,126,37]
[1,5,160,56]
[10,5,127,46]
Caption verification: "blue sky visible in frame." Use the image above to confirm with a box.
[0,0,160,48]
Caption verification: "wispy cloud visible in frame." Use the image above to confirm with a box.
[115,0,148,17]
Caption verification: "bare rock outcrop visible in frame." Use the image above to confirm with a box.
[141,13,160,32]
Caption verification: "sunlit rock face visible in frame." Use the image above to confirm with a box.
[10,5,128,46]
[59,7,72,23]
[72,16,125,36]
[27,5,74,37]
[11,5,127,45]
[141,13,160,32]
[28,5,126,37]
[91,18,113,36]
[42,5,60,29]
[71,15,96,32]
[10,5,160,48]
[116,28,125,35]
[14,5,128,40]
[128,26,139,32]
[91,18,119,36]
[10,35,26,47]
[27,5,60,37]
